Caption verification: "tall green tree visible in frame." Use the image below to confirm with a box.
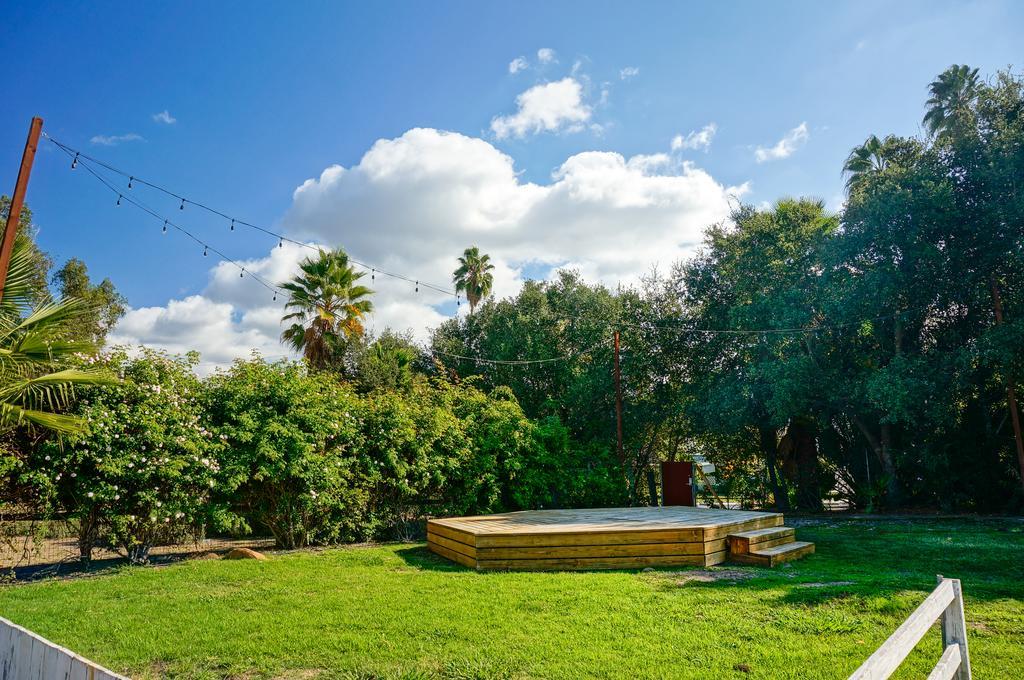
[51,258,126,345]
[677,199,838,510]
[452,246,495,314]
[842,134,890,193]
[923,64,981,137]
[280,248,373,371]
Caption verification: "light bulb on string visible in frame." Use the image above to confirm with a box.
[162,220,168,234]
[116,195,122,206]
[239,269,244,278]
[278,238,283,248]
[415,281,419,293]
[371,269,375,281]
[203,246,208,256]
[179,198,185,210]
[230,219,235,231]
[128,177,134,190]
[273,292,278,302]
[71,153,79,169]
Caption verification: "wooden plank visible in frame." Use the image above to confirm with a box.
[15,622,33,680]
[427,541,477,569]
[849,579,955,680]
[728,527,795,554]
[425,521,477,547]
[426,532,477,559]
[68,657,91,680]
[938,576,971,680]
[27,636,44,680]
[476,538,727,560]
[40,644,71,680]
[432,507,781,537]
[477,553,706,571]
[703,515,784,540]
[704,549,728,566]
[927,645,962,680]
[474,528,704,547]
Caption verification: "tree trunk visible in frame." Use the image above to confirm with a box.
[990,276,1024,494]
[759,427,789,510]
[779,418,824,512]
[852,415,901,506]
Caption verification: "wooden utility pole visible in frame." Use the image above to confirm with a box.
[990,276,1024,493]
[613,330,625,471]
[0,117,43,301]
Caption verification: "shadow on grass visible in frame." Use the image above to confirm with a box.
[394,545,472,572]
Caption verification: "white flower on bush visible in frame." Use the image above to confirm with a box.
[87,492,94,498]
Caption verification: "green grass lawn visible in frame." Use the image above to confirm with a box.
[0,517,1022,679]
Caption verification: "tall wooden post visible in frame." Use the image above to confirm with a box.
[614,330,625,473]
[990,276,1024,493]
[0,117,43,301]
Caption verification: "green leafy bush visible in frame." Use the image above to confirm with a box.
[205,359,370,549]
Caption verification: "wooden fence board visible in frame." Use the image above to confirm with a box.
[0,617,128,680]
[849,577,970,680]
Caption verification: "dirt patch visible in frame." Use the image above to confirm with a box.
[190,552,222,560]
[796,580,855,588]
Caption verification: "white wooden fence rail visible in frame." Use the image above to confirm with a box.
[849,575,971,680]
[0,616,128,680]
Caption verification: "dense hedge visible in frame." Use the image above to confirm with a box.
[25,350,624,561]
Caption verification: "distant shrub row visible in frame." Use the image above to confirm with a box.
[21,349,623,562]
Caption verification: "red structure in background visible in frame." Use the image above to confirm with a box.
[660,461,694,506]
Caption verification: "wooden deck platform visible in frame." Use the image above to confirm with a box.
[427,506,812,571]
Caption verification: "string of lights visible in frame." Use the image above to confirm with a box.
[45,134,938,369]
[48,139,284,299]
[430,338,613,366]
[44,135,459,298]
[609,304,929,335]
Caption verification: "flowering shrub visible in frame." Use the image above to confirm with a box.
[35,349,222,563]
[25,352,622,558]
[205,359,369,548]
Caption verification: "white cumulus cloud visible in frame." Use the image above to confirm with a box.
[754,122,809,163]
[90,133,143,146]
[152,110,177,125]
[537,48,557,64]
[508,56,528,74]
[114,128,744,371]
[671,123,718,152]
[490,78,592,139]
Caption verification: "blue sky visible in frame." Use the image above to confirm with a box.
[1,1,1021,368]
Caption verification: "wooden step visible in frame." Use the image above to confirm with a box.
[730,540,815,567]
[727,526,795,554]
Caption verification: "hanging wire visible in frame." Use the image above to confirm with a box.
[43,135,458,297]
[48,140,282,299]
[609,304,929,336]
[44,134,940,361]
[429,338,612,366]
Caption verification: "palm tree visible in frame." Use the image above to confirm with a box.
[842,134,889,193]
[452,246,494,314]
[923,64,981,137]
[0,238,113,434]
[280,248,373,370]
